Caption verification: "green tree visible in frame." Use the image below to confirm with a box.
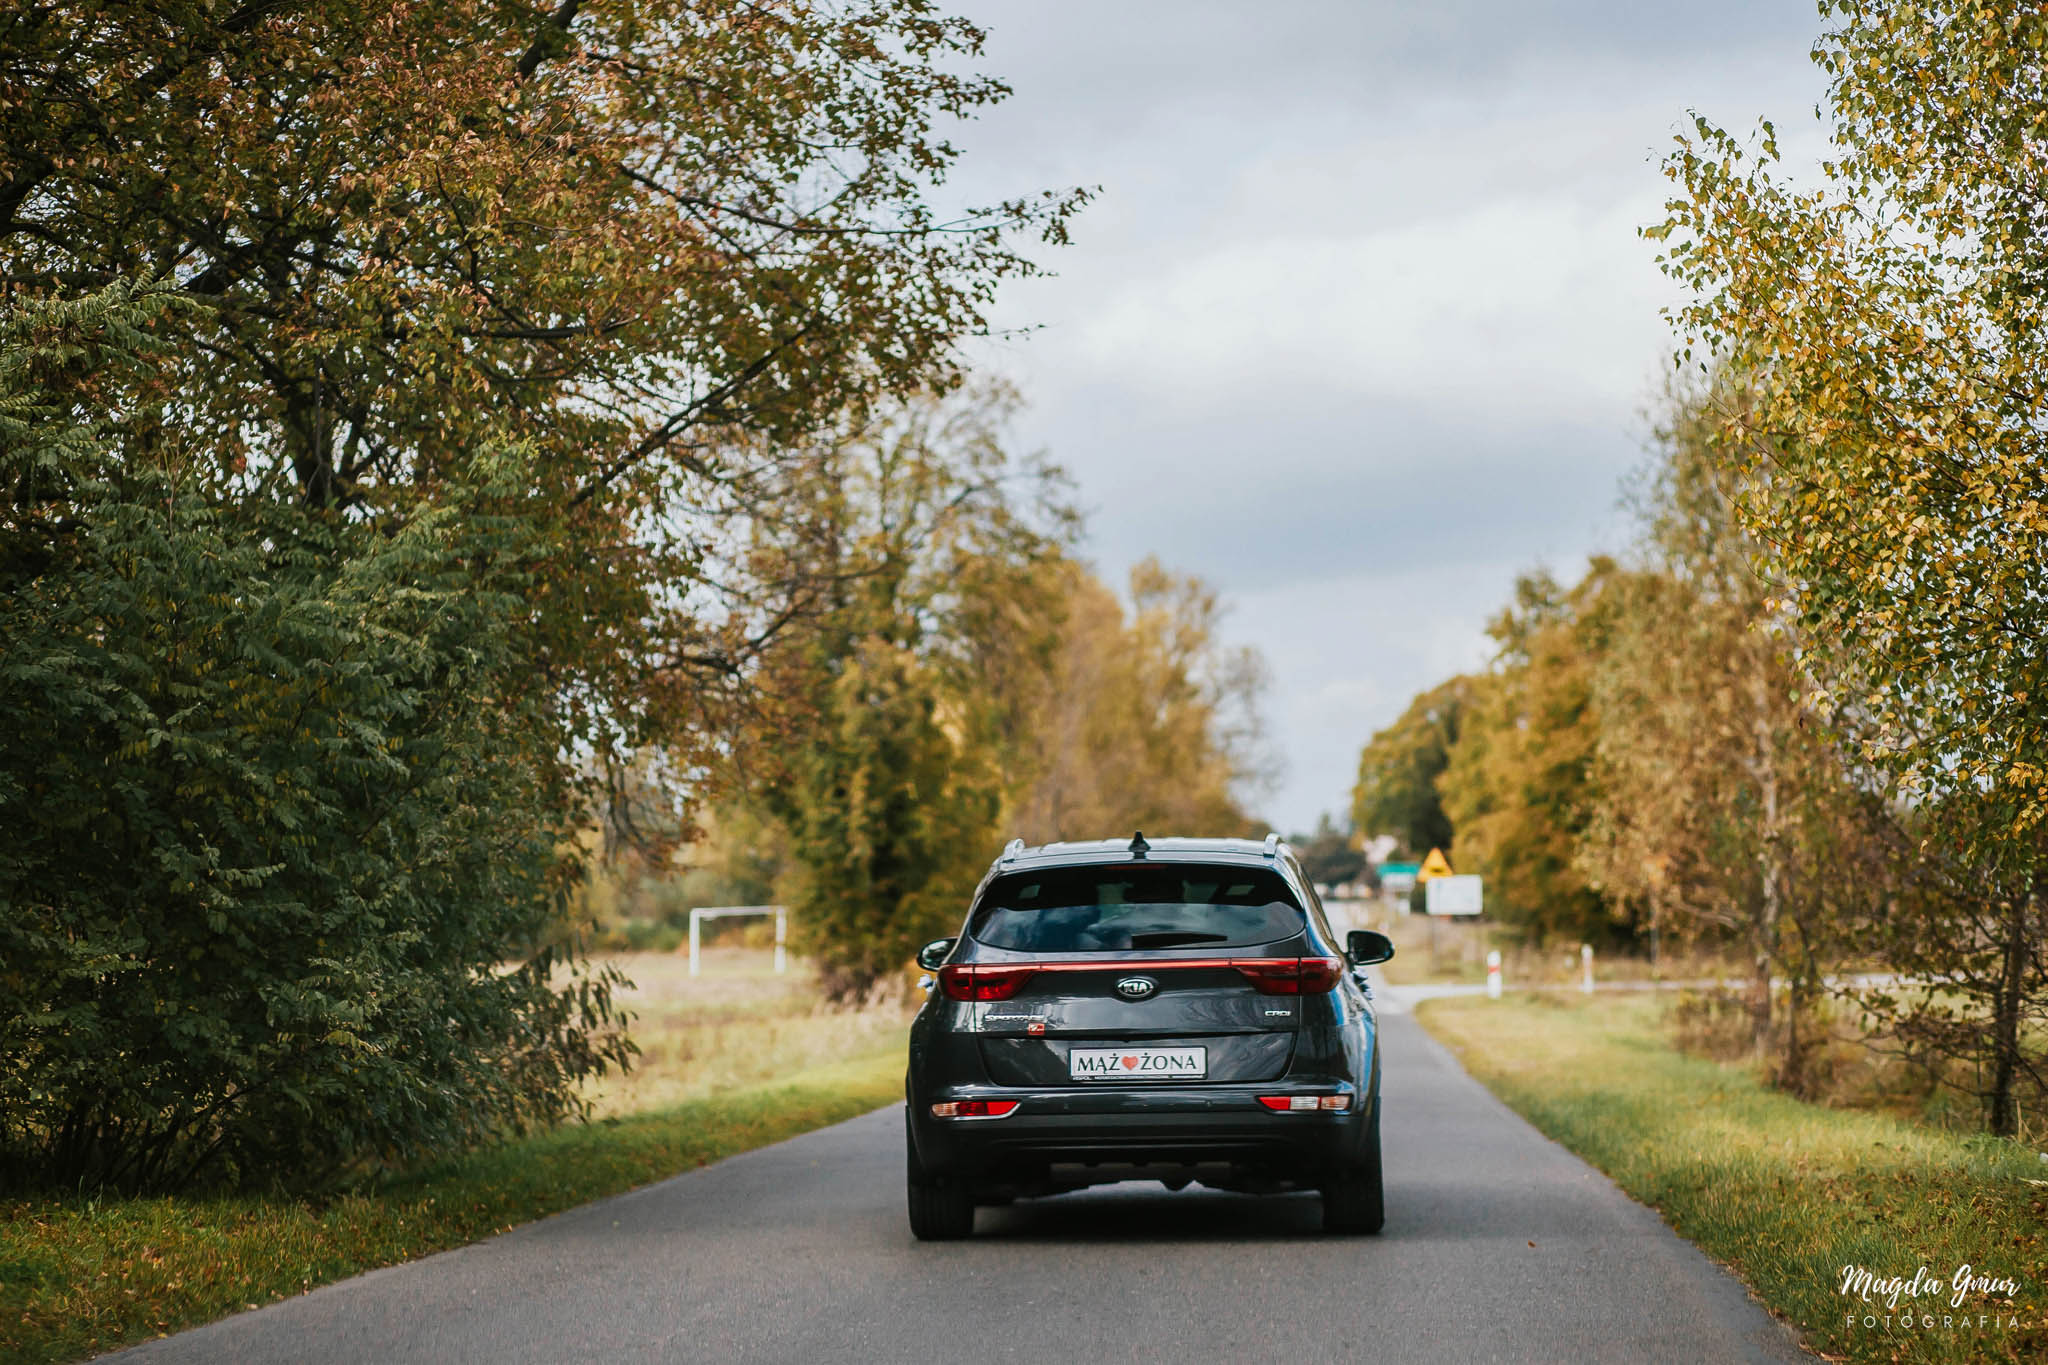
[1350,676,1470,858]
[749,395,1273,993]
[1,284,629,1193]
[0,1,1081,1182]
[1869,792,2048,1131]
[752,387,1067,998]
[1655,0,2048,1133]
[1439,564,1631,945]
[2,0,1082,818]
[775,637,999,1000]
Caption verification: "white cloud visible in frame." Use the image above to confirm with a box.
[1073,192,1673,430]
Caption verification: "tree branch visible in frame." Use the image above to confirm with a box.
[516,0,583,80]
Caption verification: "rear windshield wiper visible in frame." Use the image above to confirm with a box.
[1126,931,1230,949]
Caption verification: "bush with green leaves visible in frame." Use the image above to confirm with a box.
[1,284,630,1194]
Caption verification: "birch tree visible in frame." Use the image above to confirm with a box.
[1654,0,2048,1131]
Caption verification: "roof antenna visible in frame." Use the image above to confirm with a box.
[1263,832,1280,858]
[1001,837,1025,862]
[1128,830,1151,859]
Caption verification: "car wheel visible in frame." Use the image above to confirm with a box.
[906,1115,975,1240]
[1322,1104,1385,1235]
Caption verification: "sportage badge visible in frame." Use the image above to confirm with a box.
[1115,976,1158,1000]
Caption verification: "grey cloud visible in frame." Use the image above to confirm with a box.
[951,1,1821,131]
[937,0,1830,829]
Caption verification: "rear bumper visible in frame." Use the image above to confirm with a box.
[909,1081,1375,1187]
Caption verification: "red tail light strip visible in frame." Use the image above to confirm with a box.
[937,956,1344,1001]
[937,964,1040,1000]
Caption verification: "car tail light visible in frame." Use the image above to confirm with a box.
[1295,956,1345,993]
[938,964,1037,1001]
[1258,1095,1351,1112]
[930,1099,1021,1119]
[1233,956,1344,995]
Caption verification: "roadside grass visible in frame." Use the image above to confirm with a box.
[582,948,914,1117]
[2,950,907,1365]
[1417,992,2048,1364]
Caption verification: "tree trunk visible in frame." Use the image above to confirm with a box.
[1648,893,1662,977]
[1748,673,1783,1060]
[283,367,338,508]
[1782,983,1803,1092]
[1779,920,1821,1097]
[1987,887,2031,1137]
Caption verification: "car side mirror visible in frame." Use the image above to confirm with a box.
[1347,930,1395,966]
[915,937,957,972]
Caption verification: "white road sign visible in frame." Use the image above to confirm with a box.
[1426,874,1484,916]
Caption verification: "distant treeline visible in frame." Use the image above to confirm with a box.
[579,384,1275,1002]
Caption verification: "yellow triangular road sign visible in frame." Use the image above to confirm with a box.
[1418,847,1454,882]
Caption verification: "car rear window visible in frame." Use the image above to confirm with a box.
[969,864,1305,953]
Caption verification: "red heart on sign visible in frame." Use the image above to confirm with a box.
[1122,1055,1139,1070]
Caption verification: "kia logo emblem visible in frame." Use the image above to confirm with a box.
[1115,976,1158,1000]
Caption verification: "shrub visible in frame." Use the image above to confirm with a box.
[0,284,630,1194]
[1669,989,1754,1062]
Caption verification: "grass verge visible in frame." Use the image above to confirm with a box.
[1,1046,903,1365]
[1417,992,2046,1363]
[578,950,914,1117]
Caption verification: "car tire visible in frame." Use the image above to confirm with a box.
[1322,1104,1385,1235]
[906,1115,975,1241]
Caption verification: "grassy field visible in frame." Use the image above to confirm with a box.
[1418,991,2048,1363]
[582,948,914,1116]
[1,950,909,1365]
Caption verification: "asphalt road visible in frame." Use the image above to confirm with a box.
[115,1002,1808,1364]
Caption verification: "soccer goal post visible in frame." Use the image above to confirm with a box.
[686,905,788,977]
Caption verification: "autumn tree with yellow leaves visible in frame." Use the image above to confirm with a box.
[1579,386,1897,1080]
[1654,0,2048,1133]
[738,390,1271,1000]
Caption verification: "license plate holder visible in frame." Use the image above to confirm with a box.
[1067,1045,1207,1081]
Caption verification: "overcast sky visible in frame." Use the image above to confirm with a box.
[942,1,1832,834]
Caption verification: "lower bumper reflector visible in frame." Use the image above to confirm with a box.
[1258,1095,1351,1112]
[931,1100,1021,1119]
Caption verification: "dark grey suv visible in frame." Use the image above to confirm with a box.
[904,832,1393,1239]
